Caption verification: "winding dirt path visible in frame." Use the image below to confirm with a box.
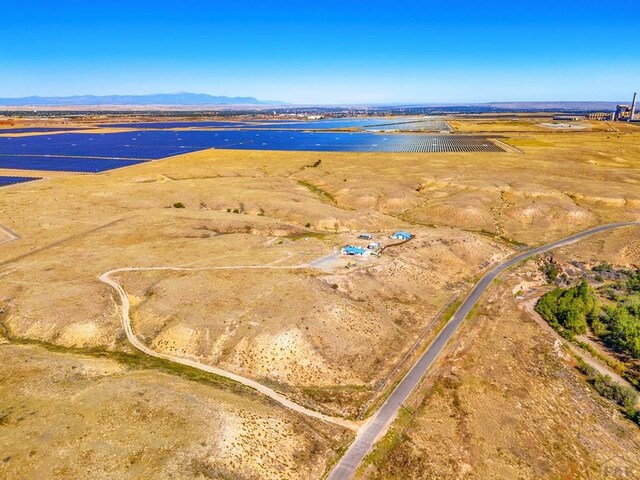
[99,264,361,431]
[0,223,19,246]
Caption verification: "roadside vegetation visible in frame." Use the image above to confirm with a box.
[536,270,640,359]
[535,281,597,339]
[535,268,640,425]
[541,261,559,283]
[577,359,639,425]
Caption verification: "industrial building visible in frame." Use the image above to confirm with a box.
[587,112,614,121]
[553,115,583,121]
[586,93,636,122]
[614,92,637,121]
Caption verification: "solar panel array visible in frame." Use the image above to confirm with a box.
[100,116,449,131]
[0,175,40,186]
[101,121,251,129]
[0,129,504,173]
[0,127,85,134]
[0,156,146,173]
[367,135,504,153]
[364,119,451,132]
[0,132,197,159]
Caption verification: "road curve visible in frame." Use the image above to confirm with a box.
[99,265,360,431]
[327,221,640,480]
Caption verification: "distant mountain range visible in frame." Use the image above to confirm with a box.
[0,93,285,106]
[0,94,628,112]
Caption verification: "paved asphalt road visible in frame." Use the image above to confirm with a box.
[327,221,640,480]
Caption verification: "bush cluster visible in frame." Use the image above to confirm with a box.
[541,262,559,283]
[536,274,640,359]
[535,281,597,339]
[578,360,639,425]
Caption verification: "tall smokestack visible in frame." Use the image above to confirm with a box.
[631,92,637,122]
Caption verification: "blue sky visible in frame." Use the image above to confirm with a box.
[2,1,639,104]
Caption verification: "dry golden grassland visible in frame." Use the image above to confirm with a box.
[0,117,639,478]
[0,344,345,480]
[360,229,640,479]
[449,116,627,133]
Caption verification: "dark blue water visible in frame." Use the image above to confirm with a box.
[0,175,40,186]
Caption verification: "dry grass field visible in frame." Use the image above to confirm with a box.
[0,343,345,480]
[1,117,639,478]
[360,228,640,480]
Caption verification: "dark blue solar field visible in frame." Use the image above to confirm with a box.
[100,117,433,130]
[0,128,504,173]
[0,175,40,186]
[0,156,146,173]
[102,121,252,129]
[0,127,85,134]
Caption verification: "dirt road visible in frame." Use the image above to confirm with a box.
[99,264,360,431]
[0,223,19,246]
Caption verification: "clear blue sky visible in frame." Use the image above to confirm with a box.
[2,0,639,104]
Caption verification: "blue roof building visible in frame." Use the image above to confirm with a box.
[390,230,413,240]
[341,245,370,256]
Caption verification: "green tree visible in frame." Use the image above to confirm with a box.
[535,281,597,338]
[627,269,640,293]
[603,306,640,358]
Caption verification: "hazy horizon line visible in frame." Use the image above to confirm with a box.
[0,91,634,108]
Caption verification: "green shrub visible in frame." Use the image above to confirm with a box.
[600,306,640,358]
[542,262,559,283]
[593,262,613,273]
[535,281,597,338]
[627,269,640,293]
[577,360,639,425]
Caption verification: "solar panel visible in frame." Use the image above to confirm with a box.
[0,127,87,134]
[0,156,147,173]
[0,175,40,186]
[0,129,505,173]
